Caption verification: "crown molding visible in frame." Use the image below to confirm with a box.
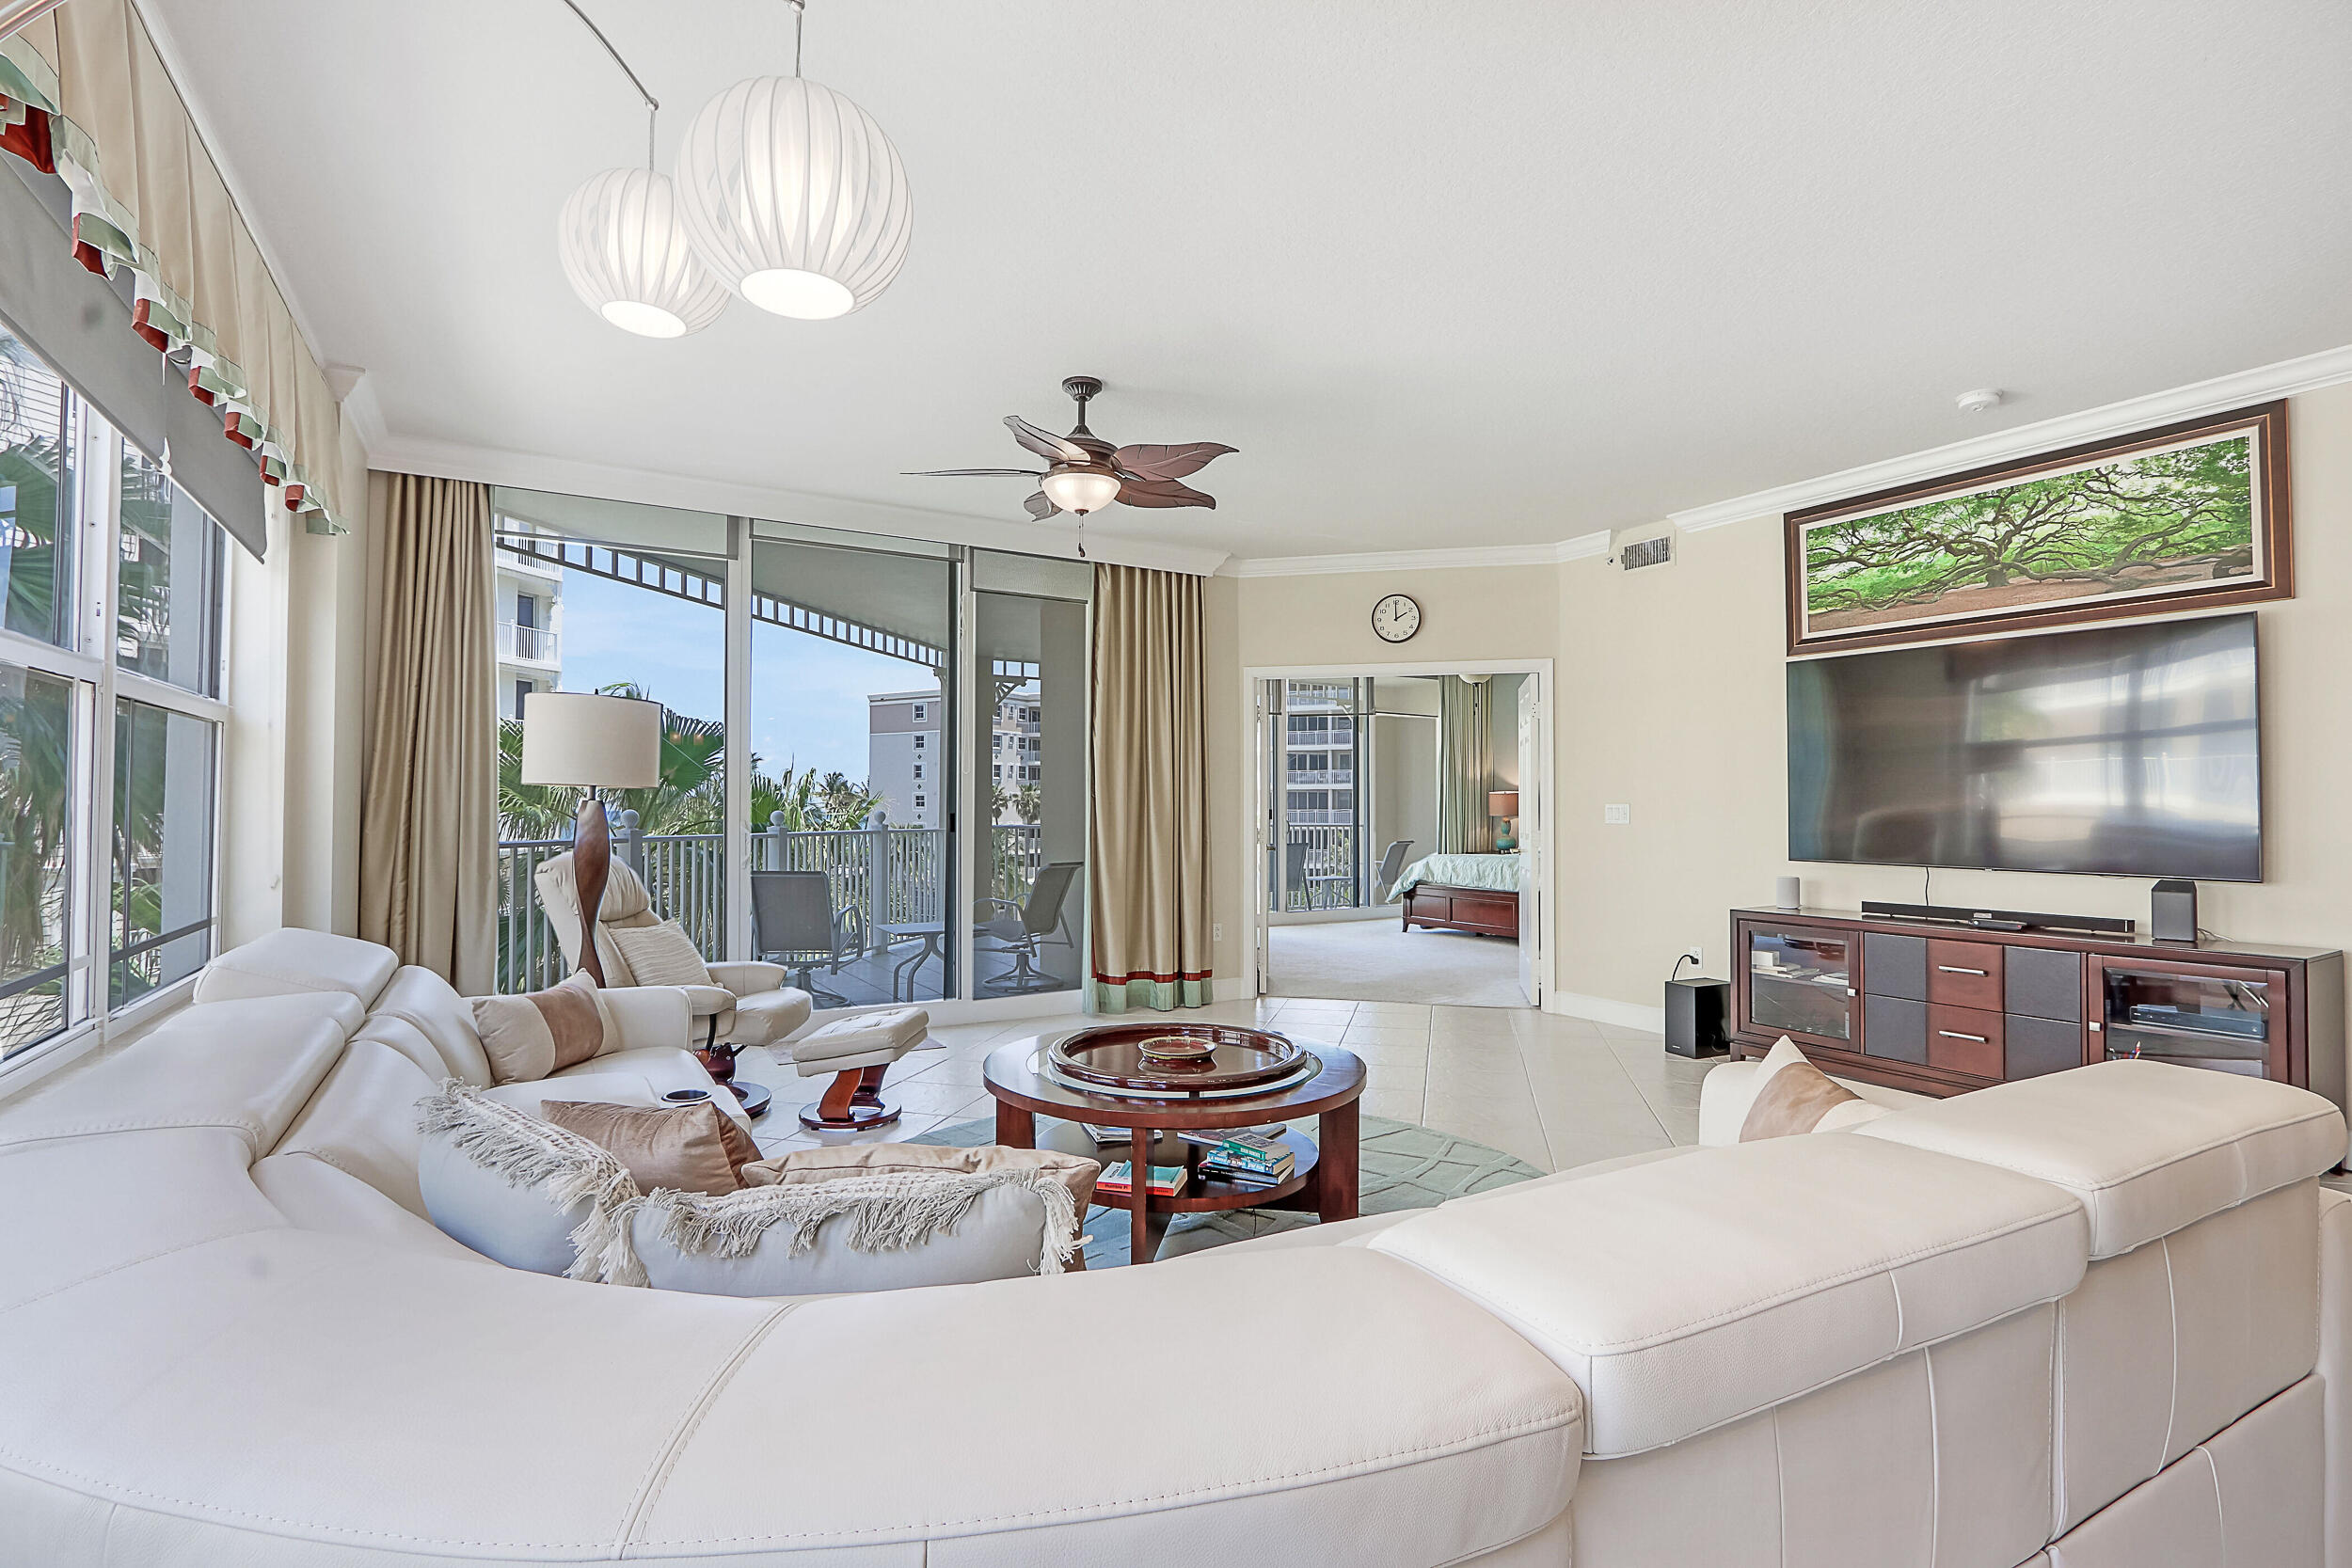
[1224,531,1611,578]
[1669,341,2352,533]
[366,434,1231,577]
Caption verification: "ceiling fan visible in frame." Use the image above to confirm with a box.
[909,376,1235,554]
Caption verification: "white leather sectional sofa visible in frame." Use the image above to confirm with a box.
[2,927,2347,1567]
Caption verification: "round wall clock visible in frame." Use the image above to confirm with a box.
[1372,593,1422,643]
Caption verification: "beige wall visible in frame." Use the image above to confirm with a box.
[1212,566,1562,986]
[220,419,370,948]
[1549,381,2352,1016]
[1211,383,2352,1025]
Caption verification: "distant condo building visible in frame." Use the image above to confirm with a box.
[868,687,1043,828]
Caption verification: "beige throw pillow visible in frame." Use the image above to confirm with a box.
[1738,1037,1891,1140]
[469,973,607,1085]
[609,919,715,989]
[539,1100,756,1197]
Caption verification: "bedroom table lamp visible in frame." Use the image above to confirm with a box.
[1488,790,1520,852]
[519,691,662,985]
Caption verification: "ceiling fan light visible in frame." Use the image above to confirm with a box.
[1041,466,1121,515]
[739,267,857,320]
[559,168,731,337]
[675,75,913,318]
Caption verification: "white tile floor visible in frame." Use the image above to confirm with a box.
[739,994,1713,1172]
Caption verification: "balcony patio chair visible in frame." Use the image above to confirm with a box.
[533,852,812,1056]
[749,869,857,1009]
[1374,838,1415,901]
[975,861,1081,995]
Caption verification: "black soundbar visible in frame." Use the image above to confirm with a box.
[1860,900,2137,937]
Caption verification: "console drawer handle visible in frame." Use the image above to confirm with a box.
[1937,965,1989,976]
[1938,1030,1989,1043]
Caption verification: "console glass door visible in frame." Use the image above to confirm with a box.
[2097,960,2284,1079]
[1747,926,1854,1044]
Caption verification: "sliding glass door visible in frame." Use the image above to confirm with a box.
[489,489,732,991]
[485,494,1089,1014]
[965,551,1089,998]
[746,530,956,1006]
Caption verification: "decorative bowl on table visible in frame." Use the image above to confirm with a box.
[1045,1023,1319,1098]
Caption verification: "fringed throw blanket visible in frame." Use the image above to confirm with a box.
[416,1081,647,1286]
[641,1168,1085,1275]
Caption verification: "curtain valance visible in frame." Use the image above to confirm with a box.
[0,2,345,535]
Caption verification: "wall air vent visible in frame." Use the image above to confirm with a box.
[1614,528,1675,571]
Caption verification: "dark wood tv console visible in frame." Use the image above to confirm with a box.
[1729,907,2346,1118]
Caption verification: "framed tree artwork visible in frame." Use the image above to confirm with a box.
[1785,401,2291,655]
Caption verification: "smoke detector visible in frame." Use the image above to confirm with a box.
[1612,523,1676,571]
[1956,388,2004,414]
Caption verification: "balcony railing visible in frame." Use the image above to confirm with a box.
[1269,823,1359,911]
[499,621,558,662]
[495,822,1049,993]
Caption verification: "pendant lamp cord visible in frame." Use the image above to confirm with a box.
[556,0,660,168]
[787,0,806,77]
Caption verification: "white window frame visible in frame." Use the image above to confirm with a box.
[0,392,229,1088]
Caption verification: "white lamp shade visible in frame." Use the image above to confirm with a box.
[519,692,663,788]
[558,167,732,338]
[1040,466,1121,515]
[675,75,913,320]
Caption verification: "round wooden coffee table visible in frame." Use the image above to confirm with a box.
[983,1026,1366,1265]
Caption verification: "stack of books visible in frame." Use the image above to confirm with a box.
[1182,1130,1295,1188]
[1080,1123,1133,1147]
[1094,1162,1185,1199]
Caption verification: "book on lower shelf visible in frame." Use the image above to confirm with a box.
[1080,1123,1133,1146]
[1179,1129,1295,1180]
[1094,1162,1186,1199]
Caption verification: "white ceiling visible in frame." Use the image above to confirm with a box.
[143,0,2352,563]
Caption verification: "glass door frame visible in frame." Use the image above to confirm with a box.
[723,526,1090,1023]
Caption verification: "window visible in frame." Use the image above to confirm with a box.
[116,447,223,696]
[0,337,77,650]
[912,762,923,779]
[110,699,216,1006]
[0,663,75,1055]
[913,703,927,721]
[0,325,229,1066]
[914,733,925,749]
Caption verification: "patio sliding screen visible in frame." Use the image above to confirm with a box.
[747,529,956,1007]
[490,489,733,992]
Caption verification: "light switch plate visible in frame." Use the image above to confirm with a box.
[1604,803,1631,825]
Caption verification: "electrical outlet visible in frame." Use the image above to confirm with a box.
[1214,923,1224,942]
[1604,803,1631,825]
[1682,945,1703,970]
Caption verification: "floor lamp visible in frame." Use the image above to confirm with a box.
[519,691,662,985]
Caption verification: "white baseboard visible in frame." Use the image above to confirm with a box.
[1547,990,1668,1034]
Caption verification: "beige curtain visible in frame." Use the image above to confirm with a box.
[359,473,496,992]
[1438,675,1494,854]
[1,1,347,531]
[1088,564,1213,1012]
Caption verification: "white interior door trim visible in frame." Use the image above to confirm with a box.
[1240,657,1556,1010]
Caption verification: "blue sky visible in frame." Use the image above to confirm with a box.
[556,571,939,785]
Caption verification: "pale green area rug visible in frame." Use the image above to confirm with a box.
[913,1115,1540,1267]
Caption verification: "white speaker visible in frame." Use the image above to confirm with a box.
[1774,876,1802,911]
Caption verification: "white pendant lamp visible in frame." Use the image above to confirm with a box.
[675,2,912,320]
[559,167,731,338]
[553,1,728,338]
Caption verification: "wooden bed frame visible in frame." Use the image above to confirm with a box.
[1401,882,1519,941]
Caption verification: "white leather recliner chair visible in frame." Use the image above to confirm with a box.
[533,852,813,1051]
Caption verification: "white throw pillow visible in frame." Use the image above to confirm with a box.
[608,919,715,989]
[628,1166,1082,1297]
[414,1081,646,1283]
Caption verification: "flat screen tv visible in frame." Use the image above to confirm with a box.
[1788,612,2261,881]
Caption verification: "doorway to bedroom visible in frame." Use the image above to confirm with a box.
[1246,662,1547,1010]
